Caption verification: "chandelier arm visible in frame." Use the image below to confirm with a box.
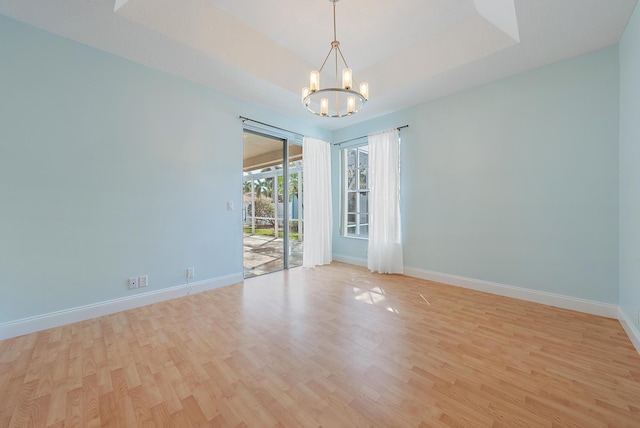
[318,45,334,73]
[336,45,350,70]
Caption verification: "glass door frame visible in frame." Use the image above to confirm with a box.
[242,125,302,275]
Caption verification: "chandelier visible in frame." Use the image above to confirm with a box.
[301,0,369,118]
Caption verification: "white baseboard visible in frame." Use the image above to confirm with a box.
[618,307,640,354]
[332,257,617,318]
[403,267,618,318]
[0,273,243,341]
[329,259,640,353]
[332,254,367,267]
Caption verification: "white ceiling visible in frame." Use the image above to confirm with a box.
[0,0,637,130]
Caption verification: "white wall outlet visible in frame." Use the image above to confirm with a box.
[128,277,138,289]
[227,201,234,211]
[138,275,148,287]
[635,308,640,326]
[187,268,194,279]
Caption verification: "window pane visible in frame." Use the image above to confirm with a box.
[347,149,357,190]
[347,148,357,166]
[348,192,356,212]
[359,149,368,165]
[359,213,368,226]
[347,213,356,225]
[359,225,369,236]
[347,165,357,190]
[359,166,368,190]
[358,192,368,214]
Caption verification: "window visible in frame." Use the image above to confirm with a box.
[341,144,369,238]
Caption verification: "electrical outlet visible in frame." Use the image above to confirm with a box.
[187,268,194,279]
[138,275,148,287]
[635,308,640,326]
[128,277,138,289]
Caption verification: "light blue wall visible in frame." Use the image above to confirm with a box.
[0,16,327,324]
[620,5,640,321]
[0,12,627,326]
[333,46,620,304]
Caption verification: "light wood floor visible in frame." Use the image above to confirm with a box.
[2,263,640,427]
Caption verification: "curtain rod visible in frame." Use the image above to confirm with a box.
[332,125,409,146]
[239,116,305,138]
[240,116,408,145]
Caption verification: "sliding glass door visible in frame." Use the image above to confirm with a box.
[242,131,303,278]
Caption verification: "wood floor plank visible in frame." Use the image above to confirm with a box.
[97,391,119,426]
[44,379,67,427]
[128,385,155,426]
[1,262,640,426]
[82,373,100,428]
[65,387,83,428]
[26,394,50,428]
[7,378,38,428]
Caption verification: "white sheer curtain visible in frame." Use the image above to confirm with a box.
[302,136,333,267]
[367,129,403,273]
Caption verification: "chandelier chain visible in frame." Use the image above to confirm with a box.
[333,1,337,42]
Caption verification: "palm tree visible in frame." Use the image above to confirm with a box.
[243,177,272,199]
[274,172,301,203]
[254,178,273,198]
[242,180,253,194]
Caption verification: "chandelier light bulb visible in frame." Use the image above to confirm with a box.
[310,71,320,92]
[359,82,369,100]
[342,68,353,90]
[320,98,329,115]
[347,96,355,114]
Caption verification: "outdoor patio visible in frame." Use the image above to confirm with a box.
[243,233,303,278]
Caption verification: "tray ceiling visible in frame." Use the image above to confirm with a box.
[0,0,636,130]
